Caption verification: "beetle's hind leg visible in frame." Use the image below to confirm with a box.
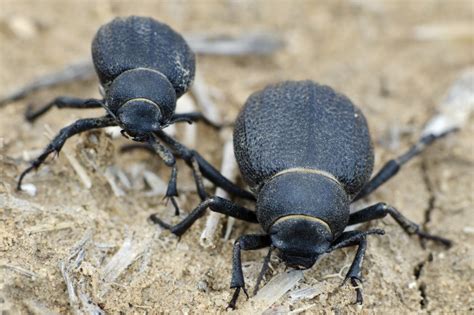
[328,229,385,305]
[26,97,103,122]
[349,203,452,247]
[354,130,456,201]
[17,115,115,190]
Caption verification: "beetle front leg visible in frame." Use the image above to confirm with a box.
[229,234,272,309]
[328,230,385,305]
[17,115,115,190]
[349,203,452,247]
[148,137,181,215]
[26,96,103,122]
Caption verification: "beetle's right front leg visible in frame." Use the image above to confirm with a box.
[229,234,272,309]
[147,137,181,215]
[17,115,115,190]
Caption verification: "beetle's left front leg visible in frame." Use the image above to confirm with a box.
[328,229,385,305]
[229,234,272,309]
[147,137,180,215]
[348,203,452,247]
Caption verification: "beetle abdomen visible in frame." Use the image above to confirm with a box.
[233,81,374,197]
[92,16,195,97]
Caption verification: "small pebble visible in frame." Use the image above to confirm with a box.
[7,16,38,39]
[20,183,37,197]
[197,280,209,293]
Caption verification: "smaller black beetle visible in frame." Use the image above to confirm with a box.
[151,80,453,308]
[17,16,254,210]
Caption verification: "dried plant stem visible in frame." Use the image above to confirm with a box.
[200,138,236,247]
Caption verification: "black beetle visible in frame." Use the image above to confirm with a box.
[151,80,453,308]
[17,16,254,211]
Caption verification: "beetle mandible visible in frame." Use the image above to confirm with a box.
[151,80,453,308]
[17,16,254,212]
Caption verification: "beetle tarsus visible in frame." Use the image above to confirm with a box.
[351,278,364,305]
[149,213,172,230]
[226,287,241,310]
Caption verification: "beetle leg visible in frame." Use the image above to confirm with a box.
[190,156,207,200]
[170,112,222,129]
[119,143,155,154]
[349,203,452,247]
[149,196,258,236]
[17,115,116,190]
[26,97,103,122]
[229,234,272,309]
[354,130,456,201]
[155,130,256,201]
[328,229,385,305]
[147,136,181,215]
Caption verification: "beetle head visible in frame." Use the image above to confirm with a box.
[117,98,162,137]
[106,68,177,139]
[269,216,332,269]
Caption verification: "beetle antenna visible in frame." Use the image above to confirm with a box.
[253,245,274,296]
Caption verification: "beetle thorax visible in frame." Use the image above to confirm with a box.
[256,170,351,237]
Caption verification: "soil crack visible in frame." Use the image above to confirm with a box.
[420,159,435,234]
[415,159,438,311]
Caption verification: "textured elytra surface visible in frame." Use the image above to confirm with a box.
[92,16,195,97]
[234,81,374,197]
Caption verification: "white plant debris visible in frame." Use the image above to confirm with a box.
[288,304,317,315]
[25,221,74,234]
[288,285,323,302]
[77,280,105,315]
[44,124,92,189]
[104,126,122,139]
[104,166,132,197]
[200,138,237,247]
[254,269,304,308]
[185,32,284,56]
[59,229,93,312]
[143,170,168,196]
[176,94,197,147]
[162,124,177,137]
[413,23,474,41]
[63,150,92,189]
[191,72,222,126]
[99,230,155,296]
[0,263,38,279]
[0,194,44,212]
[422,68,474,137]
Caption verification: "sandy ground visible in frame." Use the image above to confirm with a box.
[0,1,473,314]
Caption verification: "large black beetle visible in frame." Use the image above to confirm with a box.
[151,80,452,308]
